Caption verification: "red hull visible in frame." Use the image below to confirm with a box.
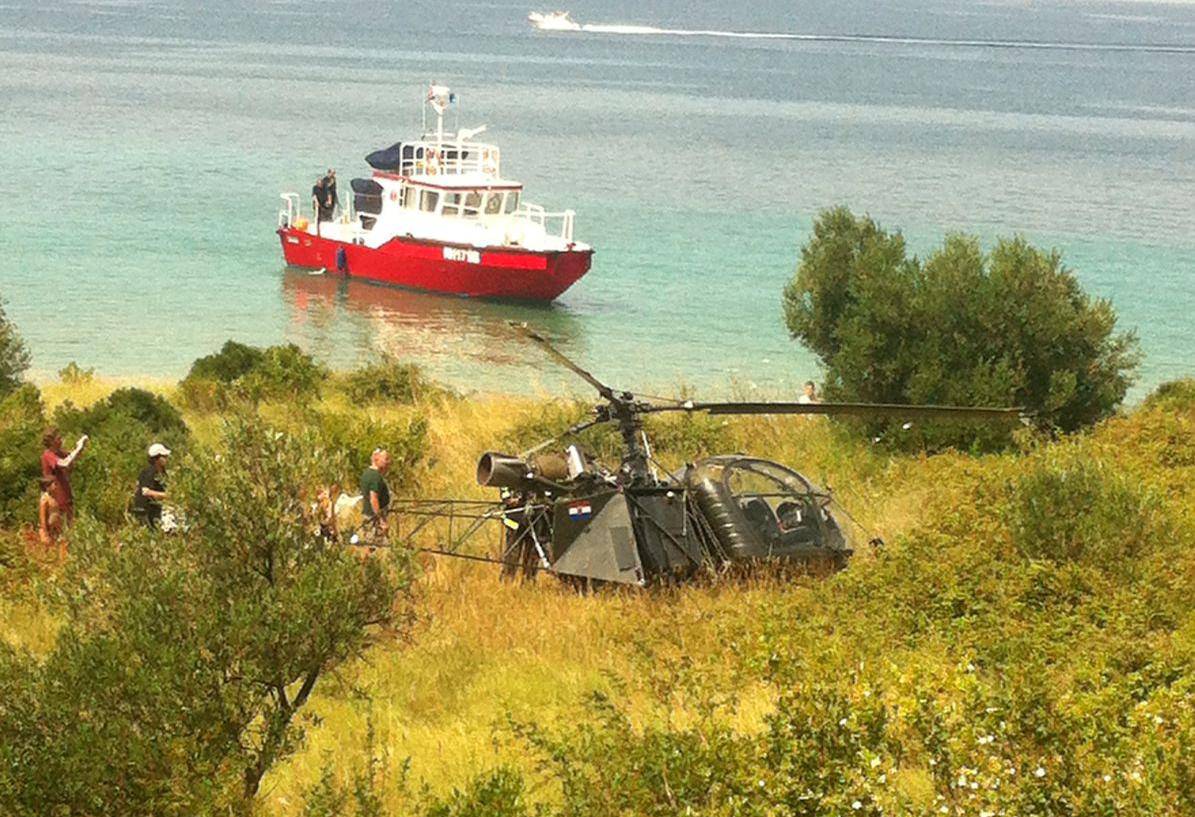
[278,228,592,301]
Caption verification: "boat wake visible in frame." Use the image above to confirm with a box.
[527,10,1195,54]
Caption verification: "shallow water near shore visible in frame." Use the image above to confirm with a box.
[2,0,1193,398]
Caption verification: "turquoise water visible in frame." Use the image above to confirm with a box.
[1,0,1193,398]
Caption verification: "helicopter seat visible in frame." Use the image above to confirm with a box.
[741,498,782,544]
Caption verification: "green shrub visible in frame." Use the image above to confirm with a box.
[299,408,428,491]
[0,384,45,526]
[337,357,441,405]
[185,339,265,383]
[0,298,30,399]
[1142,378,1195,413]
[0,417,414,816]
[179,341,327,410]
[782,208,1139,448]
[56,361,94,386]
[52,388,188,525]
[1007,454,1171,569]
[242,343,327,402]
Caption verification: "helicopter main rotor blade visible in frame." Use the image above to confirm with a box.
[512,322,616,400]
[645,401,1026,422]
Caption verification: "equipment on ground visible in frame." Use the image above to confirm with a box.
[391,324,1023,586]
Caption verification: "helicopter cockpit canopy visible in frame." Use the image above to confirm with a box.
[683,456,850,565]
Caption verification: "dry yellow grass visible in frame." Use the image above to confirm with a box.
[251,394,909,814]
[32,374,178,412]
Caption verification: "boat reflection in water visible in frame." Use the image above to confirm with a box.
[281,270,585,392]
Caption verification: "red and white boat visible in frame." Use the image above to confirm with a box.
[277,85,593,301]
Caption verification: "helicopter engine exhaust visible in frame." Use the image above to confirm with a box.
[477,451,569,491]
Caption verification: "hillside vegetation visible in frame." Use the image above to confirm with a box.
[3,368,1192,815]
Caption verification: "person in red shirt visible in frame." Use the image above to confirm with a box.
[40,427,88,526]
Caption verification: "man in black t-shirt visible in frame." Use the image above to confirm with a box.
[312,176,332,236]
[132,443,170,528]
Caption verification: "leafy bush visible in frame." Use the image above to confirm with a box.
[1142,378,1195,413]
[179,340,327,410]
[242,343,327,402]
[1007,454,1171,570]
[0,297,30,399]
[0,384,45,526]
[52,388,188,525]
[0,416,414,816]
[186,339,265,383]
[338,357,442,405]
[57,361,95,386]
[292,407,429,491]
[782,208,1140,448]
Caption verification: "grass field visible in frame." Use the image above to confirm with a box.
[4,374,1194,815]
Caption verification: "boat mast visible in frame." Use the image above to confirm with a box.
[427,82,452,145]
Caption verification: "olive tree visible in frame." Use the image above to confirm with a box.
[0,415,414,816]
[783,208,1139,446]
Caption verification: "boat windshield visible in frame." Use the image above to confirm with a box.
[433,189,520,218]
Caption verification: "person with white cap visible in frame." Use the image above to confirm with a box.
[132,442,171,528]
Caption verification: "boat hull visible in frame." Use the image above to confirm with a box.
[277,228,592,301]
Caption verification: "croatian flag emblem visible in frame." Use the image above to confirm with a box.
[568,501,592,521]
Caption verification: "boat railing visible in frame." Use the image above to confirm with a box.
[278,193,300,228]
[397,140,501,179]
[514,203,575,243]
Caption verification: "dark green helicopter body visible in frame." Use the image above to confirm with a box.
[456,326,1021,587]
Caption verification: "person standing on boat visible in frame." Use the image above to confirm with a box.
[325,168,340,218]
[797,381,820,404]
[312,175,332,236]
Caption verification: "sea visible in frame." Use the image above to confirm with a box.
[2,0,1193,399]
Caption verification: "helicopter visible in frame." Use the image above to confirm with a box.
[389,325,1022,587]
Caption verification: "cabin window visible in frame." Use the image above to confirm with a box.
[401,186,414,208]
[441,192,462,217]
[484,192,503,215]
[503,191,520,214]
[420,190,440,213]
[462,191,483,218]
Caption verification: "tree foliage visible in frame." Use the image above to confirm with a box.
[336,356,444,405]
[179,340,328,410]
[0,416,413,816]
[0,297,30,399]
[782,208,1140,447]
[0,384,45,525]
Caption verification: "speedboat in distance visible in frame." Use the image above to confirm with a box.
[277,84,593,301]
[528,11,581,31]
